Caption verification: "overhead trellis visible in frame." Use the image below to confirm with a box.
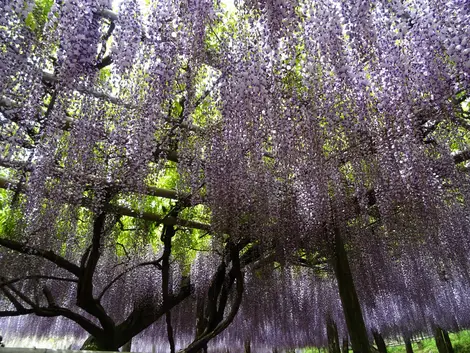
[1,0,470,352]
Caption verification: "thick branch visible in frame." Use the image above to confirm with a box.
[214,272,235,328]
[165,311,176,353]
[42,286,56,307]
[0,158,180,199]
[291,257,329,271]
[1,279,103,336]
[36,304,104,336]
[98,9,118,21]
[204,261,227,331]
[161,221,177,353]
[179,244,244,353]
[454,150,470,164]
[115,276,192,347]
[0,238,80,276]
[97,257,163,301]
[1,285,27,311]
[0,176,210,231]
[0,275,78,287]
[96,20,115,65]
[0,231,114,334]
[107,203,210,231]
[0,309,34,316]
[77,209,116,332]
[80,212,106,296]
[42,72,132,108]
[96,55,113,70]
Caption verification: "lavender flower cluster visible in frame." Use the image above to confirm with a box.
[1,0,470,350]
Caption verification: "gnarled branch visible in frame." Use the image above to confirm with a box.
[0,176,210,231]
[115,276,192,347]
[179,244,244,353]
[0,238,80,276]
[454,150,470,164]
[0,275,78,287]
[97,257,163,302]
[0,278,103,336]
[77,207,116,333]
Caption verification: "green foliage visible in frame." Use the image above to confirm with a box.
[98,67,112,84]
[25,0,54,35]
[299,330,470,353]
[25,13,37,31]
[385,331,470,353]
[0,189,19,238]
[172,227,210,275]
[387,337,437,353]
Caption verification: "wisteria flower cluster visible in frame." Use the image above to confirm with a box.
[1,0,470,350]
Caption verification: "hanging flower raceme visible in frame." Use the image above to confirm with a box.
[112,0,142,74]
[1,0,470,349]
[54,0,105,80]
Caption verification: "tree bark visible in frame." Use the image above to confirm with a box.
[404,337,413,353]
[161,222,177,353]
[244,340,251,353]
[195,297,208,353]
[80,336,115,351]
[342,337,349,353]
[442,329,454,353]
[178,242,244,353]
[434,327,454,353]
[332,227,370,353]
[372,331,387,353]
[327,318,341,353]
[121,339,132,352]
[434,327,446,353]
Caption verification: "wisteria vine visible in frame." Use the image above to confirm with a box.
[1,0,470,351]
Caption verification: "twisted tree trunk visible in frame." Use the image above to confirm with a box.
[404,337,413,353]
[179,242,245,353]
[332,227,370,353]
[342,337,349,353]
[80,336,114,351]
[434,327,454,353]
[327,318,341,353]
[372,330,387,353]
[244,340,251,353]
[121,339,132,352]
[442,329,454,353]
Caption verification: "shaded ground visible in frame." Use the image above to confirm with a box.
[387,331,470,353]
[302,331,470,353]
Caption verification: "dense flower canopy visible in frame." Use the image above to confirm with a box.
[1,0,470,350]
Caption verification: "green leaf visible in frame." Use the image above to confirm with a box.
[25,12,37,30]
